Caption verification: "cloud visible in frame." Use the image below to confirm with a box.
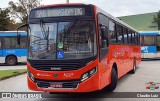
[103,0,160,16]
[1,0,160,17]
[40,0,160,17]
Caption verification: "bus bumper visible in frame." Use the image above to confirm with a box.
[27,73,99,93]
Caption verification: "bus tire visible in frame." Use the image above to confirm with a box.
[6,56,17,65]
[130,59,136,74]
[107,67,117,91]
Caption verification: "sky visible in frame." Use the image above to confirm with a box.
[0,0,160,17]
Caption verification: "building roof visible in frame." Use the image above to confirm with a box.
[118,12,158,31]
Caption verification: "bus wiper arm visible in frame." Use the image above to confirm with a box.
[39,20,48,40]
[66,18,78,34]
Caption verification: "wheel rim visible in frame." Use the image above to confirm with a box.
[9,58,14,64]
[7,57,15,65]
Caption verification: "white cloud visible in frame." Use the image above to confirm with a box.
[40,0,160,17]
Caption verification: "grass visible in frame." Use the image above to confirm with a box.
[0,69,27,80]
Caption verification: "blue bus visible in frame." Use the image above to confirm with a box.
[0,31,27,65]
[140,31,160,59]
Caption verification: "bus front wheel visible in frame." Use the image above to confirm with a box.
[6,56,17,65]
[107,67,117,91]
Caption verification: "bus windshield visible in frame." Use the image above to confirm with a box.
[28,20,97,60]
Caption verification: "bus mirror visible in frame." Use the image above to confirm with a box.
[17,23,28,45]
[100,25,108,40]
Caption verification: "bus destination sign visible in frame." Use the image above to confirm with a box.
[35,8,85,18]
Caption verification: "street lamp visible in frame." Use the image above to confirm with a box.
[66,0,69,3]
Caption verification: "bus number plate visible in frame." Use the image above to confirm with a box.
[50,83,63,88]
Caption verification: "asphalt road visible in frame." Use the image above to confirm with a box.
[0,63,26,70]
[0,60,160,101]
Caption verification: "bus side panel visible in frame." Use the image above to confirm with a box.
[135,45,141,68]
[2,49,27,57]
[109,44,131,79]
[124,45,132,74]
[127,45,141,72]
[0,49,2,56]
[99,44,141,90]
[0,49,5,63]
[99,44,128,90]
[99,53,112,90]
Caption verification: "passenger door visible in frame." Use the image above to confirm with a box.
[98,13,110,88]
[98,14,109,61]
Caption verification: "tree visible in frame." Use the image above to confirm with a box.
[8,0,41,24]
[153,11,160,30]
[0,8,15,31]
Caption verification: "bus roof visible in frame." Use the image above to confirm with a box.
[140,31,160,36]
[0,31,27,36]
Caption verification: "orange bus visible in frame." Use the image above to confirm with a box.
[17,3,141,92]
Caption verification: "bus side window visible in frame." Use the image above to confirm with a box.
[20,37,27,48]
[4,37,11,49]
[136,34,138,45]
[123,28,128,44]
[109,20,116,43]
[128,30,132,44]
[133,32,136,45]
[98,13,109,48]
[100,25,108,47]
[11,37,18,48]
[137,33,141,45]
[141,36,143,46]
[98,13,110,61]
[117,25,123,43]
[144,36,155,46]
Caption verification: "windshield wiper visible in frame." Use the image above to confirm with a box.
[39,20,50,51]
[66,18,78,34]
[39,20,49,40]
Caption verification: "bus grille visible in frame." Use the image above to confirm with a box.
[27,60,87,71]
[35,79,79,89]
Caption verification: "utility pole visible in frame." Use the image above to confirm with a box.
[66,0,69,3]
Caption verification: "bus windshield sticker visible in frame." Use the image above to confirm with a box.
[57,51,64,59]
[58,42,63,49]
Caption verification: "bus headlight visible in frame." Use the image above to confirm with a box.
[81,66,97,82]
[28,70,35,82]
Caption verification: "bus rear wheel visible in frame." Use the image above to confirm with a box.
[6,56,17,65]
[130,59,136,74]
[107,67,117,91]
